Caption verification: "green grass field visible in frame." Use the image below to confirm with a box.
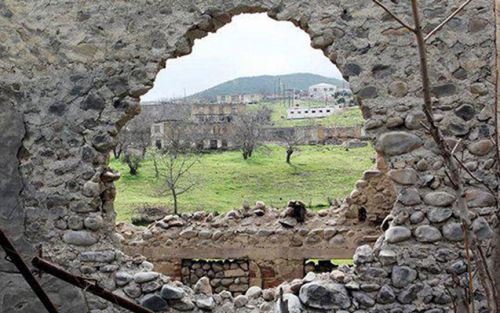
[249,100,364,128]
[111,144,375,222]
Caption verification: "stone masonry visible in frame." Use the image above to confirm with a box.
[0,0,498,312]
[181,259,250,295]
[119,195,389,296]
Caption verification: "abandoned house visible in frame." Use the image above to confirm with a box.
[147,102,246,150]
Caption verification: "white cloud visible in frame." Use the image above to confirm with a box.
[142,13,342,101]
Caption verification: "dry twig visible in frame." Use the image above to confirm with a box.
[371,0,415,32]
[462,222,475,313]
[424,0,475,41]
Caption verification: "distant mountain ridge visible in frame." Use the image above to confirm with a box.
[190,73,348,100]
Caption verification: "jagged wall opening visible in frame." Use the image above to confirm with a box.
[113,11,376,222]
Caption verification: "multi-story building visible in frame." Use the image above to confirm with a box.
[146,102,245,150]
[308,83,338,100]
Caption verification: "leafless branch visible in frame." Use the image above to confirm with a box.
[370,0,416,33]
[445,286,459,313]
[444,170,459,189]
[450,139,463,156]
[424,0,475,42]
[419,120,431,132]
[172,156,198,186]
[476,245,499,312]
[176,182,196,196]
[462,222,475,313]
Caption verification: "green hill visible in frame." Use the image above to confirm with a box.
[190,73,348,101]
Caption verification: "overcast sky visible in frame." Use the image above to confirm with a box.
[142,13,342,101]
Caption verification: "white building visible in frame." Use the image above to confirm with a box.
[287,107,338,120]
[308,83,337,100]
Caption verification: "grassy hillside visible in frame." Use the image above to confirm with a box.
[111,145,375,222]
[250,100,365,128]
[191,73,348,100]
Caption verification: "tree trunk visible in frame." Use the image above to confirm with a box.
[172,190,178,215]
[114,147,122,159]
[286,148,293,163]
[242,147,252,160]
[153,158,159,178]
[129,165,137,175]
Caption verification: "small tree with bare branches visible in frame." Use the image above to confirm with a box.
[158,119,201,215]
[276,128,306,164]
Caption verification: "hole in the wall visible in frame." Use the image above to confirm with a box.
[358,207,367,222]
[113,10,396,289]
[304,259,354,275]
[114,13,373,219]
[304,259,338,274]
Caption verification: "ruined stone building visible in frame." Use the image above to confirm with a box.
[148,102,245,150]
[1,1,500,312]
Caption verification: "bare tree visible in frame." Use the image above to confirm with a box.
[158,151,199,215]
[148,147,161,178]
[370,1,497,312]
[232,107,271,159]
[158,119,201,215]
[123,147,143,176]
[277,128,305,164]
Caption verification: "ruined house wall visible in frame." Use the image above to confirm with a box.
[119,199,386,295]
[0,0,498,312]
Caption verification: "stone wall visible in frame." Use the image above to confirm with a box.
[0,0,498,312]
[119,196,386,293]
[181,259,250,295]
[262,125,363,145]
[345,168,397,226]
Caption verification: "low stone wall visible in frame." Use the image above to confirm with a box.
[119,171,395,293]
[262,125,363,145]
